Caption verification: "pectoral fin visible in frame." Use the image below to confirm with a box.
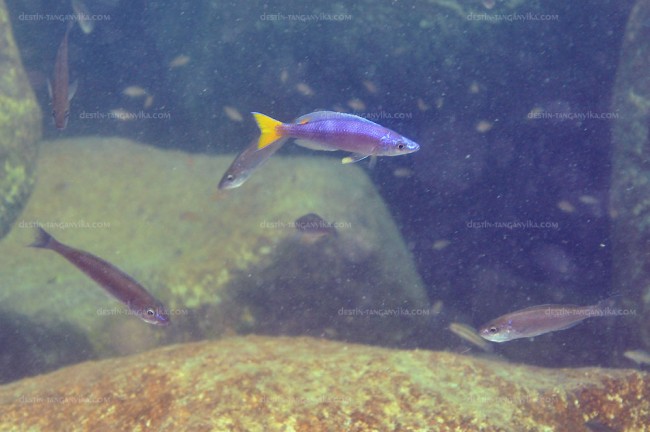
[342,153,370,164]
[68,80,78,102]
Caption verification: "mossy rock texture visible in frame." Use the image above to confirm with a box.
[0,137,430,381]
[0,336,648,431]
[0,0,42,240]
[611,0,650,354]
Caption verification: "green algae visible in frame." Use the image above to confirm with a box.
[0,0,42,240]
[0,137,429,365]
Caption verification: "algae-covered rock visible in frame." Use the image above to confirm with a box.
[610,0,650,354]
[0,137,430,381]
[0,336,647,431]
[0,0,41,240]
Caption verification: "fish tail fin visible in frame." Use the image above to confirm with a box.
[593,293,622,316]
[252,112,284,149]
[29,227,56,249]
[597,293,621,308]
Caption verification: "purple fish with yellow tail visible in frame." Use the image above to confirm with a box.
[253,111,420,164]
[29,227,170,326]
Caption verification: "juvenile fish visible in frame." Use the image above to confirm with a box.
[29,227,170,326]
[479,298,616,342]
[218,137,286,190]
[122,86,148,97]
[448,322,493,352]
[252,111,420,164]
[295,213,337,244]
[71,0,94,34]
[623,350,650,365]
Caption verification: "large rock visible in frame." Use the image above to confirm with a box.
[0,137,430,382]
[0,336,647,431]
[0,0,41,240]
[610,0,650,353]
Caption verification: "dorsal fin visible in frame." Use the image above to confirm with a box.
[293,110,376,125]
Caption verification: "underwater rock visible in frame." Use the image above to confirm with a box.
[0,336,647,431]
[0,137,429,375]
[611,1,650,355]
[0,0,42,240]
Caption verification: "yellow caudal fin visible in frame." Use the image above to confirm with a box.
[252,112,284,149]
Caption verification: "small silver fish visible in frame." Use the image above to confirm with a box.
[218,137,286,190]
[623,350,650,365]
[71,0,94,34]
[448,322,493,352]
[479,298,616,342]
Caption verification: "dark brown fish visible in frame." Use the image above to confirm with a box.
[29,227,170,325]
[295,213,337,244]
[48,23,77,130]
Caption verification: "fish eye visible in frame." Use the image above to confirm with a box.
[51,111,56,117]
[226,174,234,181]
[489,326,498,334]
[397,143,405,150]
[146,308,155,316]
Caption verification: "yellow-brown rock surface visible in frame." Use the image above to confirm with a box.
[0,336,647,431]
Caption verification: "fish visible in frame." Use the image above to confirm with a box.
[623,350,650,365]
[478,298,616,342]
[122,86,148,97]
[347,98,366,111]
[448,322,493,352]
[417,98,430,112]
[223,106,244,122]
[169,54,190,69]
[143,94,154,109]
[48,23,77,130]
[218,137,286,190]
[362,80,378,94]
[295,83,314,96]
[71,0,94,34]
[432,239,451,250]
[475,120,493,133]
[252,111,420,164]
[295,213,337,244]
[482,0,496,10]
[392,167,414,178]
[29,227,170,326]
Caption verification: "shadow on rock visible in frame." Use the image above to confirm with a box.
[227,233,433,349]
[0,310,95,384]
